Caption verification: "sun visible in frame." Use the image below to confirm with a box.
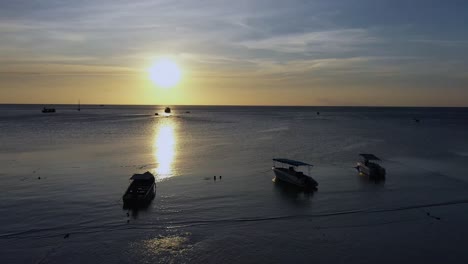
[149,58,182,88]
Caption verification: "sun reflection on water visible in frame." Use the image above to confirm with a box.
[154,119,177,180]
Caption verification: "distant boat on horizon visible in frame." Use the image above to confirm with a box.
[42,107,56,113]
[78,100,81,111]
[164,107,171,114]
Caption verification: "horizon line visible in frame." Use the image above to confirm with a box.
[1,103,467,108]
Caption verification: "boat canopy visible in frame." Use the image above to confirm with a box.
[359,154,381,161]
[273,158,312,167]
[130,172,155,181]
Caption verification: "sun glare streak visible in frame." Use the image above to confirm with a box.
[149,58,182,88]
[153,119,177,180]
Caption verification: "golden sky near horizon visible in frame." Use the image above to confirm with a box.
[2,75,465,106]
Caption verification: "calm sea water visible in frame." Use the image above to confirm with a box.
[1,105,468,263]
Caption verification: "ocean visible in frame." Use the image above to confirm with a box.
[1,105,468,263]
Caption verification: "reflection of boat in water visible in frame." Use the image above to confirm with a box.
[123,172,156,206]
[272,158,318,189]
[273,179,315,202]
[42,107,56,113]
[356,154,386,178]
[164,107,171,113]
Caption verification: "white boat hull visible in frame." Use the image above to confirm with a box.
[273,168,318,188]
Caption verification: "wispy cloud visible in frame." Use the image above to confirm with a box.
[239,29,377,53]
[408,38,468,47]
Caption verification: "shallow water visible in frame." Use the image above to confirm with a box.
[1,105,468,263]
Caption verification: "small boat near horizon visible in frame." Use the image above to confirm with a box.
[123,172,156,206]
[42,107,56,113]
[355,154,386,178]
[272,158,318,189]
[164,107,171,114]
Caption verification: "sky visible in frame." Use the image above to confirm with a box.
[1,0,467,106]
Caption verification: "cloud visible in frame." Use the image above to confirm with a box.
[408,38,468,47]
[239,29,377,53]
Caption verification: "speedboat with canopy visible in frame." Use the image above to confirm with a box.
[355,154,386,178]
[272,158,318,189]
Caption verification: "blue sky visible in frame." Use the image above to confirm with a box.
[1,0,467,105]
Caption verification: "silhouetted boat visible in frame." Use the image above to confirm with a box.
[164,107,171,113]
[272,158,318,189]
[356,154,386,178]
[77,100,81,111]
[42,107,56,113]
[123,172,156,205]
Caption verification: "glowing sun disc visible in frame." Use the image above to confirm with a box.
[149,58,181,88]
